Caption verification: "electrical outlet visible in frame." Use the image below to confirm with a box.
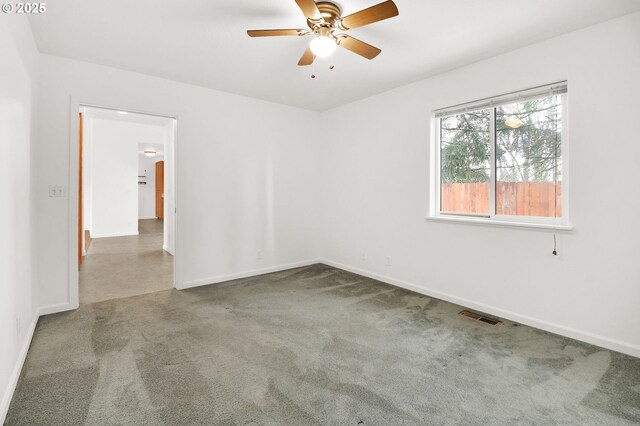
[361,252,366,262]
[257,249,263,260]
[16,317,20,336]
[385,256,391,267]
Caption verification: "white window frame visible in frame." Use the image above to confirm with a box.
[428,82,571,230]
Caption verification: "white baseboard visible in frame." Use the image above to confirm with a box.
[0,312,38,425]
[91,231,139,239]
[162,244,174,255]
[138,216,157,220]
[38,302,76,316]
[0,301,80,422]
[320,259,640,358]
[178,259,322,290]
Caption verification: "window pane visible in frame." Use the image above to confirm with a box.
[440,109,491,215]
[495,95,562,218]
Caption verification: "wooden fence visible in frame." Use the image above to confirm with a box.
[441,182,562,217]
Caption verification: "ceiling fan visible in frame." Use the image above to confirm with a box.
[247,0,399,66]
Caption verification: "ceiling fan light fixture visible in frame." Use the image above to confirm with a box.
[310,35,337,58]
[504,116,523,129]
[247,0,399,65]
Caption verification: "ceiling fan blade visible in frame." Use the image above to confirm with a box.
[298,47,315,66]
[337,35,381,60]
[294,0,323,21]
[247,29,309,37]
[339,0,399,30]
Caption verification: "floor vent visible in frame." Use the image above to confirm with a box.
[459,310,502,326]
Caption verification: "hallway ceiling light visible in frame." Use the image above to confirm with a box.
[143,150,157,157]
[117,111,129,115]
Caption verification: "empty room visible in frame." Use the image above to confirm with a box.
[1,1,639,425]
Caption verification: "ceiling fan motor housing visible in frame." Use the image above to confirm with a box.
[308,2,342,28]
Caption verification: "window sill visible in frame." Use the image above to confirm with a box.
[425,215,573,231]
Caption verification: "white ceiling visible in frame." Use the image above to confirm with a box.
[82,107,170,157]
[83,106,173,127]
[30,0,640,111]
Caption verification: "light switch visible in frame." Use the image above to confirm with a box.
[49,185,66,197]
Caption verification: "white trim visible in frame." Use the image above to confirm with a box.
[489,108,496,217]
[430,86,570,229]
[90,231,139,239]
[37,302,76,316]
[170,119,178,290]
[0,313,38,425]
[178,259,322,290]
[434,81,568,118]
[0,302,81,423]
[138,216,157,220]
[77,103,177,120]
[68,96,80,312]
[162,244,174,255]
[70,98,181,309]
[560,93,570,227]
[320,259,640,358]
[428,114,439,217]
[426,215,573,231]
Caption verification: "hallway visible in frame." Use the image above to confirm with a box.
[80,219,173,304]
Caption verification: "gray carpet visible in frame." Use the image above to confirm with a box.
[6,264,640,425]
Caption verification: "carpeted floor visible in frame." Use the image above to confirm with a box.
[6,264,640,425]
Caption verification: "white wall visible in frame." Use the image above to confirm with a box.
[138,155,159,220]
[34,54,320,311]
[319,13,640,357]
[82,113,93,233]
[0,15,38,423]
[83,116,170,237]
[87,118,141,237]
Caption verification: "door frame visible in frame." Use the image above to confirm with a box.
[68,98,179,309]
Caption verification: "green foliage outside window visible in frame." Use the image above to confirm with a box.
[440,96,562,184]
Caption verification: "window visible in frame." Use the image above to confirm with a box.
[432,82,568,228]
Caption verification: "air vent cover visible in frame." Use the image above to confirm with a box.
[459,310,502,326]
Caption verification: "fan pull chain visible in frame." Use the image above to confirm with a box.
[311,62,335,79]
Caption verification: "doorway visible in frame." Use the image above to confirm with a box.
[77,106,176,304]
